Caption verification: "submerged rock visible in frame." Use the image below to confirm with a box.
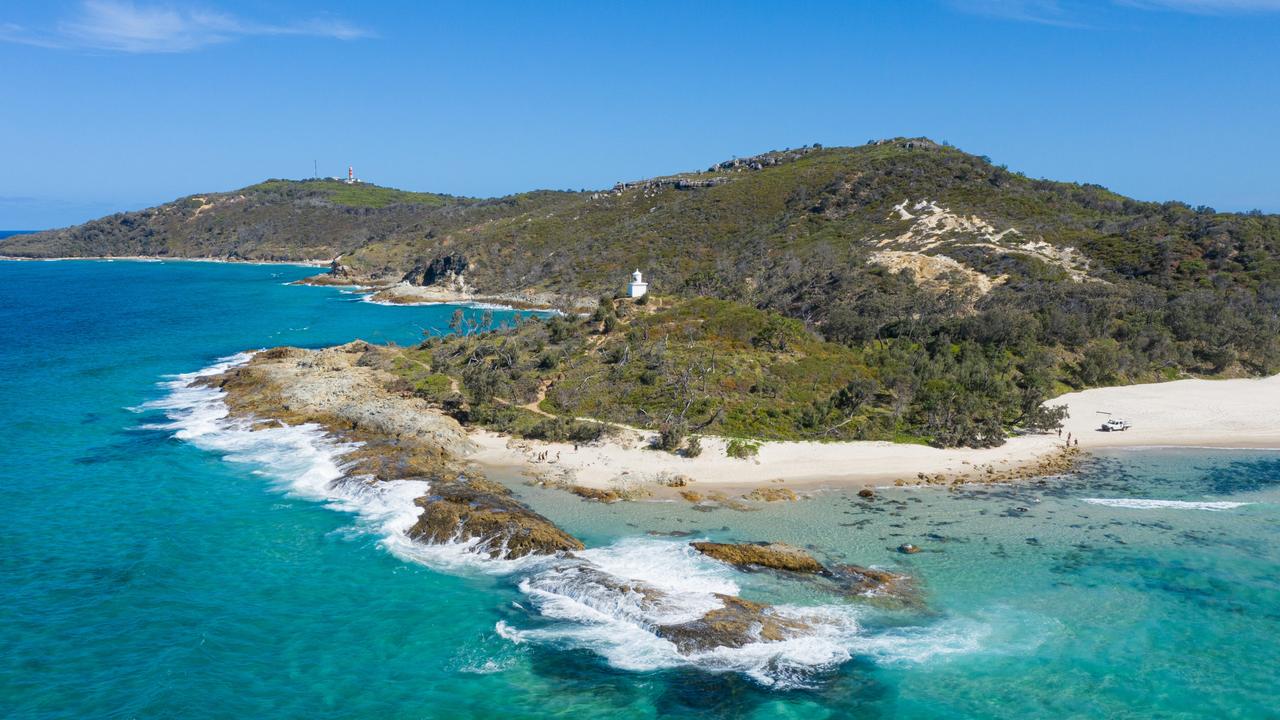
[827,564,921,606]
[897,543,921,554]
[567,485,622,503]
[691,542,825,574]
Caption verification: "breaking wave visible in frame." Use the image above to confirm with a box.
[139,354,983,688]
[1083,498,1254,511]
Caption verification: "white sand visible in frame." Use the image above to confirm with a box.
[467,373,1280,490]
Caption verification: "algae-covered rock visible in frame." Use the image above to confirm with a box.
[690,541,825,574]
[567,485,622,503]
[745,487,798,502]
[409,475,584,559]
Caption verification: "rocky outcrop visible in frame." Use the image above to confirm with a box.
[901,446,1082,487]
[403,253,468,288]
[691,542,825,574]
[744,487,797,502]
[692,541,922,606]
[200,343,576,559]
[655,595,808,653]
[522,562,815,653]
[410,475,583,558]
[204,343,475,453]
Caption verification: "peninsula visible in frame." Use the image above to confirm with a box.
[7,137,1279,496]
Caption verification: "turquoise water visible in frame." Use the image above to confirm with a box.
[2,261,1278,719]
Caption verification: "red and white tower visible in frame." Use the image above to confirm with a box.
[347,166,354,184]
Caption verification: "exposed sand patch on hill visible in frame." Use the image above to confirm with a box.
[884,199,1021,248]
[877,199,1091,283]
[868,249,1004,297]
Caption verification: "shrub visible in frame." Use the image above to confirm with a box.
[725,438,760,459]
[684,435,703,458]
[655,417,688,452]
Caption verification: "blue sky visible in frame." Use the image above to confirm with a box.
[2,0,1278,228]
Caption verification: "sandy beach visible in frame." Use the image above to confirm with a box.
[468,372,1280,492]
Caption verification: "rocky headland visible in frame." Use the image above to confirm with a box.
[190,342,919,653]
[197,342,580,558]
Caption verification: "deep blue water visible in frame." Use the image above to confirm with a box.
[2,260,1278,719]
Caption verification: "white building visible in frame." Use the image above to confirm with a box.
[628,269,648,298]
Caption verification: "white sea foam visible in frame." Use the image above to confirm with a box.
[499,538,890,688]
[137,352,446,565]
[357,292,563,315]
[1083,498,1253,511]
[146,354,983,688]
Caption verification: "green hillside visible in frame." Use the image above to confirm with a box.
[6,138,1279,446]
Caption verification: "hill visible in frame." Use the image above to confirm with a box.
[0,178,579,263]
[6,139,1280,446]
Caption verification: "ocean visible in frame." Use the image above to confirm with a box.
[2,260,1277,719]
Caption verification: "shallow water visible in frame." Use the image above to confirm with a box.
[2,260,1278,719]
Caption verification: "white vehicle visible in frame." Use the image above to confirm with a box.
[1099,418,1131,432]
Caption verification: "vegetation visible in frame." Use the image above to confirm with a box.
[381,296,1053,447]
[8,138,1280,446]
[725,438,761,459]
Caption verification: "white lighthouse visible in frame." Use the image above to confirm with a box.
[628,269,648,298]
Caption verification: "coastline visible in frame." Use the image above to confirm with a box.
[362,280,583,313]
[293,275,581,313]
[197,338,1280,499]
[0,255,331,267]
[467,372,1280,495]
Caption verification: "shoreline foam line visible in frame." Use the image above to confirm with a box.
[1082,498,1255,511]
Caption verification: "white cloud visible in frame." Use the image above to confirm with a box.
[946,0,1084,26]
[0,0,371,53]
[950,0,1280,24]
[1119,0,1280,11]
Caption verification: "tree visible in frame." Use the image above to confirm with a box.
[1023,403,1069,433]
[462,362,501,404]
